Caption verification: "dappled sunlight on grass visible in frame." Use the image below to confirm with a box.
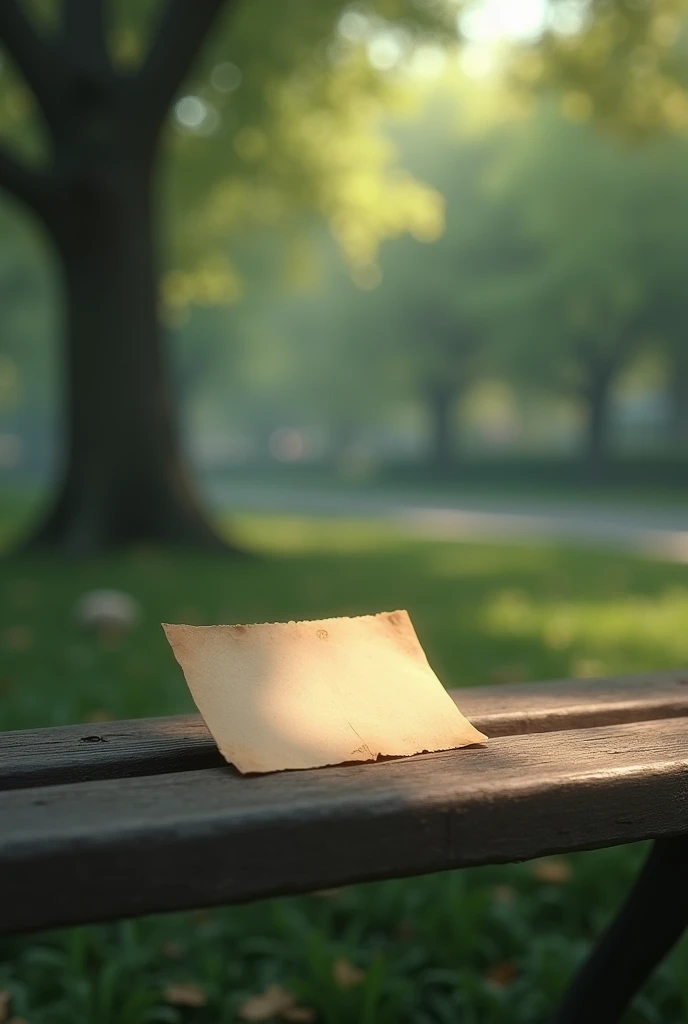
[425,543,558,579]
[481,585,688,678]
[230,512,427,554]
[2,512,688,730]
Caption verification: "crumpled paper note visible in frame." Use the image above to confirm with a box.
[163,609,486,773]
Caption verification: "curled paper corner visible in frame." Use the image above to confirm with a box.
[163,609,487,774]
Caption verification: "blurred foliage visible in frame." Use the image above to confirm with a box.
[181,66,688,465]
[347,70,532,459]
[531,0,688,137]
[483,100,688,461]
[5,0,688,467]
[0,0,452,307]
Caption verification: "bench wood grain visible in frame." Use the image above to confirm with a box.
[2,671,687,791]
[2,715,687,934]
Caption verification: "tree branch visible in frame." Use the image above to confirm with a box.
[0,1,65,131]
[135,0,232,132]
[0,143,55,218]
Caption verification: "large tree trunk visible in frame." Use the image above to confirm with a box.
[0,0,231,556]
[24,162,226,555]
[581,367,612,483]
[427,381,456,473]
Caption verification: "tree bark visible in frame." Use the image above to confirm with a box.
[0,0,234,555]
[427,381,456,474]
[23,162,226,555]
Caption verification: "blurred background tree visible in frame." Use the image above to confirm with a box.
[0,0,445,553]
[373,73,529,470]
[5,0,688,550]
[489,106,678,479]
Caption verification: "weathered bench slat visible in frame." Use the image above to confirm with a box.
[2,715,687,934]
[1,671,687,791]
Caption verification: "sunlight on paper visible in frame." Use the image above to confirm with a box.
[163,610,486,773]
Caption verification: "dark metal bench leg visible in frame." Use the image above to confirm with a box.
[552,835,688,1024]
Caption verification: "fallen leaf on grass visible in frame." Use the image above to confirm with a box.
[164,982,207,1007]
[98,628,127,649]
[2,626,34,652]
[532,857,572,884]
[0,998,25,1024]
[282,1007,316,1023]
[237,984,313,1022]
[82,709,113,724]
[332,957,365,989]
[489,663,528,686]
[492,884,517,904]
[486,961,517,987]
[162,941,184,959]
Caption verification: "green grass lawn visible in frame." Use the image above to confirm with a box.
[2,513,688,1023]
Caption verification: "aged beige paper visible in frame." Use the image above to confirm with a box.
[163,610,486,773]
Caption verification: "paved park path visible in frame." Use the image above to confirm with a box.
[210,479,688,563]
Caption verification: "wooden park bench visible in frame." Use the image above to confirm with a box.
[2,670,688,1023]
